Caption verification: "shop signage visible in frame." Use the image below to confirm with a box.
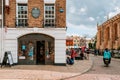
[1,51,14,66]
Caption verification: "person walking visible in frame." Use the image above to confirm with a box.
[86,48,90,60]
[70,48,76,64]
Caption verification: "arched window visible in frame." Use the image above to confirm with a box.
[107,27,110,40]
[114,23,118,40]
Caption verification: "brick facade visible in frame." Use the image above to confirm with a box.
[3,0,66,65]
[4,0,66,28]
[28,0,44,28]
[5,0,16,27]
[96,14,120,50]
[55,0,66,28]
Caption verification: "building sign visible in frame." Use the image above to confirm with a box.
[31,8,40,18]
[66,40,73,46]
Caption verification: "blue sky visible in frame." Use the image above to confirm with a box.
[66,0,120,38]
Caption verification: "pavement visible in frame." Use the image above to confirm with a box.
[0,55,93,80]
[65,55,120,80]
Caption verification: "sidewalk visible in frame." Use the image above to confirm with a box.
[0,56,93,80]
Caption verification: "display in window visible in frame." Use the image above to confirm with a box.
[28,42,34,60]
[21,44,26,56]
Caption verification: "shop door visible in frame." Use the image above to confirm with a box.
[36,41,45,64]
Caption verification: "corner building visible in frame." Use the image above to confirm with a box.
[2,0,66,65]
[96,14,120,50]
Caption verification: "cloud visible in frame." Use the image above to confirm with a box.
[108,6,120,18]
[69,6,76,14]
[66,0,120,38]
[88,17,95,21]
[80,8,86,12]
[67,21,97,38]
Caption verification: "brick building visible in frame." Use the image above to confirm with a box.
[1,0,66,65]
[96,14,120,50]
[66,35,86,48]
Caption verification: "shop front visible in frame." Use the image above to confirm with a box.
[18,33,54,65]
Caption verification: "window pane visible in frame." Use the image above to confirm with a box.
[17,4,28,27]
[44,4,55,27]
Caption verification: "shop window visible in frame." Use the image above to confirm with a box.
[16,4,28,27]
[18,41,35,61]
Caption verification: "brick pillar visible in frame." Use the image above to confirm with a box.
[117,21,120,48]
[5,0,16,27]
[96,28,100,49]
[113,24,116,49]
[109,23,113,49]
[55,0,66,28]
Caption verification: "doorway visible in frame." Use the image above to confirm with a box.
[36,41,45,64]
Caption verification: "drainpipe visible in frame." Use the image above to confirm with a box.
[1,0,4,63]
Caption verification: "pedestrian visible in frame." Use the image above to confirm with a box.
[94,49,97,56]
[80,51,84,60]
[70,48,76,64]
[66,56,74,65]
[66,48,70,56]
[86,48,90,59]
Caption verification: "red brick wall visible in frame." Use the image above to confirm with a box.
[55,0,66,28]
[5,0,66,28]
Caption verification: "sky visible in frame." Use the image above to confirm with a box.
[66,0,120,38]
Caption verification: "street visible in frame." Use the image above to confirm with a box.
[65,54,120,80]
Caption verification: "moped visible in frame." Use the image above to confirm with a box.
[104,58,110,67]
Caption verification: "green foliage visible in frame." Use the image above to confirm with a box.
[88,43,92,49]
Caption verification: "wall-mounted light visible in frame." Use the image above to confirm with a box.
[59,8,64,13]
[5,0,10,14]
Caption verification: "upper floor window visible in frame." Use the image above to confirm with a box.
[16,4,28,27]
[44,4,55,27]
[113,23,118,41]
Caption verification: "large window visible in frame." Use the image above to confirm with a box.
[115,24,118,40]
[16,4,28,27]
[44,4,55,27]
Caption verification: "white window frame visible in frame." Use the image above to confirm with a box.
[44,4,55,28]
[16,3,28,27]
[44,0,55,3]
[16,0,28,3]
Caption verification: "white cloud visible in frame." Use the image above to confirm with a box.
[69,6,76,14]
[67,21,97,38]
[80,8,86,12]
[77,7,87,15]
[109,6,120,18]
[88,17,95,21]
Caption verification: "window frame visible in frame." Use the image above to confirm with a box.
[16,3,28,27]
[44,4,55,28]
